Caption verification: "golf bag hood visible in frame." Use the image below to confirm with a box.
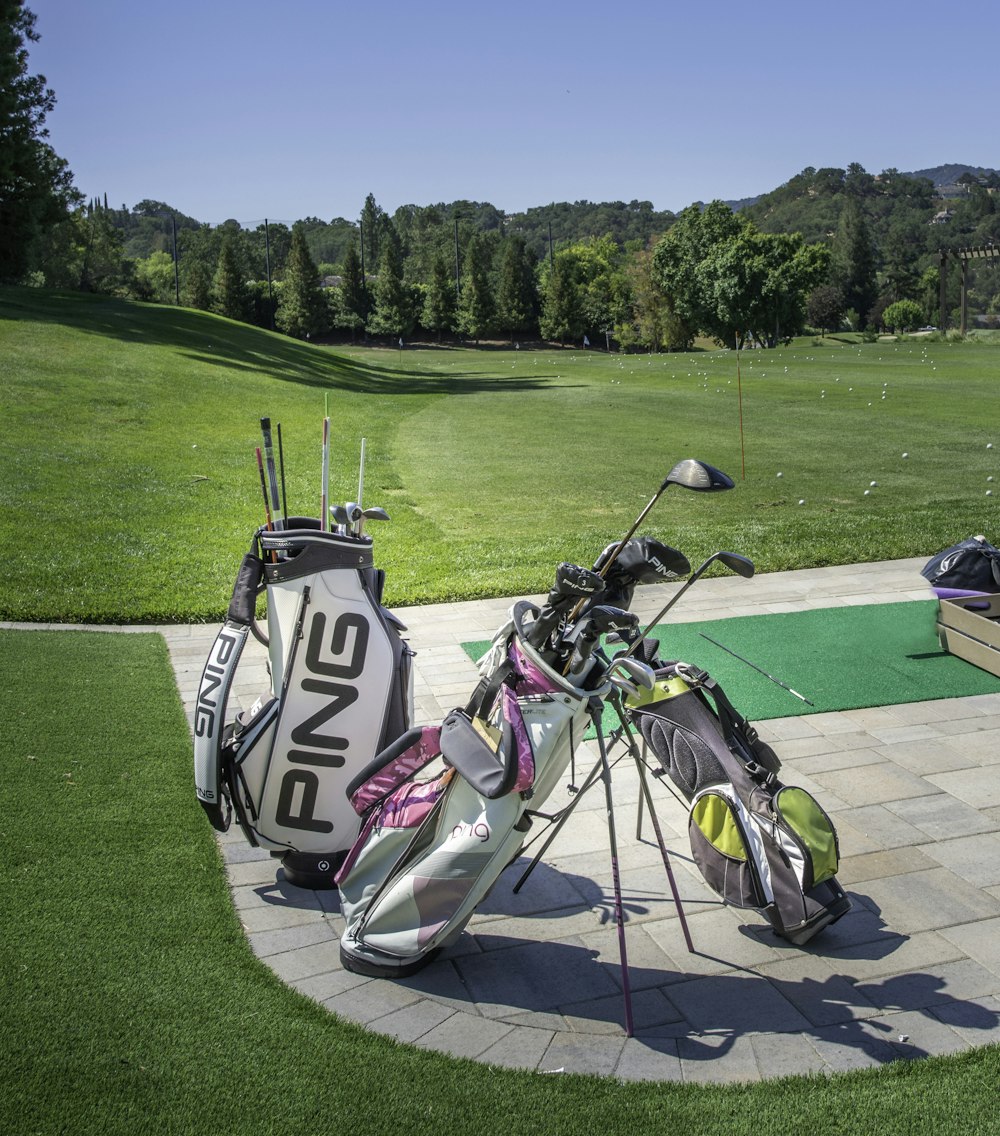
[193,520,414,866]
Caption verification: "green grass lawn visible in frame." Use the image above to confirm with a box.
[3,627,998,1136]
[3,287,999,622]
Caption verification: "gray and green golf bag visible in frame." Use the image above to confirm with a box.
[627,660,850,945]
[193,518,414,887]
[336,599,608,977]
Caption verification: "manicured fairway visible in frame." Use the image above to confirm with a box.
[2,287,998,622]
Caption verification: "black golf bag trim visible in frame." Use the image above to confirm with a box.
[193,520,414,867]
[629,662,850,946]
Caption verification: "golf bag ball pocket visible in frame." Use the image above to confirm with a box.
[689,788,767,909]
[768,786,839,892]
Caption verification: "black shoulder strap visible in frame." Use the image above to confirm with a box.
[677,664,780,800]
[464,657,517,720]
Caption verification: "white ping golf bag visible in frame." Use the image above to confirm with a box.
[336,599,608,977]
[193,518,414,887]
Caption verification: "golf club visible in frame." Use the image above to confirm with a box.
[565,459,733,624]
[357,505,390,536]
[617,551,756,663]
[526,563,606,652]
[563,605,639,679]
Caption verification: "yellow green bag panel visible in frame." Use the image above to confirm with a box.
[688,789,766,909]
[692,793,749,861]
[774,786,839,886]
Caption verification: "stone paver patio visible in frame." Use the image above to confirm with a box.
[159,556,1000,1081]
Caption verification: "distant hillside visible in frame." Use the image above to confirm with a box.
[904,163,999,187]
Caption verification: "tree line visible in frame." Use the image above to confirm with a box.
[4,0,999,349]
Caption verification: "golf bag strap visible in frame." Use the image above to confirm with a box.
[227,552,264,627]
[676,664,778,794]
[464,657,517,720]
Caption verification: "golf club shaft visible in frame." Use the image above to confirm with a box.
[699,633,814,705]
[320,416,330,532]
[565,484,669,624]
[260,418,283,530]
[277,422,289,525]
[612,565,709,664]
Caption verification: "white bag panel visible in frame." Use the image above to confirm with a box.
[256,569,398,855]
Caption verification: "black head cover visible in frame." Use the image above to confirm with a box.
[593,537,691,610]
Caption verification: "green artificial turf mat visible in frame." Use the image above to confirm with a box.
[462,600,1000,722]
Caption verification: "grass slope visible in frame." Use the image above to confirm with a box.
[3,628,999,1136]
[3,287,999,622]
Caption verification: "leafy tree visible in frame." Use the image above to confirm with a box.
[614,248,690,352]
[494,235,538,341]
[367,225,413,339]
[807,284,846,335]
[881,299,922,333]
[651,202,744,343]
[652,203,827,347]
[422,253,457,341]
[78,203,131,294]
[212,234,250,322]
[276,224,327,339]
[0,1,79,282]
[457,233,496,342]
[132,250,176,304]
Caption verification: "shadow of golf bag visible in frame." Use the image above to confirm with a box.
[193,519,414,887]
[336,599,606,977]
[627,660,850,946]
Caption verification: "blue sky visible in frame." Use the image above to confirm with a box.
[27,0,997,226]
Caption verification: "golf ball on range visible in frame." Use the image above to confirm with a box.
[798,499,805,505]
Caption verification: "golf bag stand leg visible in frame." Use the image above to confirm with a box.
[589,698,634,1038]
[632,742,695,954]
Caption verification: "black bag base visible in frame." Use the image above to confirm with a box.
[277,850,346,891]
[764,879,852,946]
[340,941,440,979]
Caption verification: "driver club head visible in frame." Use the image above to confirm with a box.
[662,458,735,493]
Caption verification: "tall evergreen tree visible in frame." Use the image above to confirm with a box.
[495,236,538,341]
[367,225,413,338]
[457,234,495,343]
[539,252,584,344]
[276,224,327,339]
[831,196,878,328]
[212,234,250,322]
[0,1,79,281]
[338,238,367,338]
[422,253,457,341]
[359,193,386,278]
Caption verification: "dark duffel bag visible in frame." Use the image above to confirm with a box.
[922,536,1000,593]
